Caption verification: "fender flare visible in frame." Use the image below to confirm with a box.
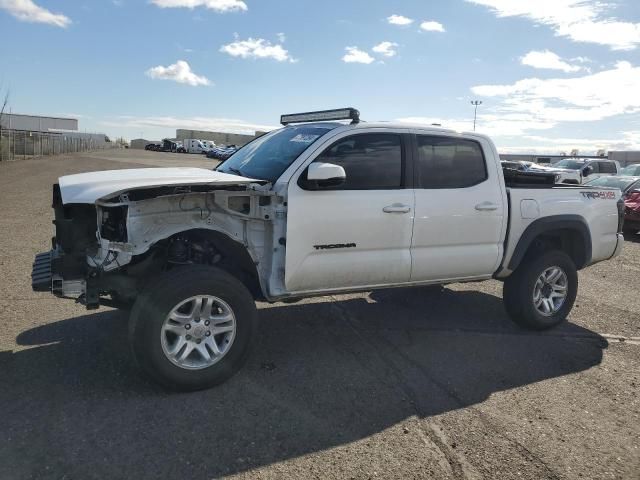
[508,215,592,271]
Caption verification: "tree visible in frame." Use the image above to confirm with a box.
[570,148,579,157]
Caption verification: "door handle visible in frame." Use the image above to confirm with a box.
[383,204,411,214]
[475,202,498,211]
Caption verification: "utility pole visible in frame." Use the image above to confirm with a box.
[470,100,482,131]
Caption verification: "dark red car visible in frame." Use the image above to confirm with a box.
[625,189,640,233]
[585,176,640,234]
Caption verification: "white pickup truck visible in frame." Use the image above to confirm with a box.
[32,108,625,391]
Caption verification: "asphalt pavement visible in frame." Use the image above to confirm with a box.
[0,149,638,479]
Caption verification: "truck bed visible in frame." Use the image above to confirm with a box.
[499,184,622,277]
[502,166,557,187]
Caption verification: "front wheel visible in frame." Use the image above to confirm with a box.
[503,251,578,330]
[129,266,257,391]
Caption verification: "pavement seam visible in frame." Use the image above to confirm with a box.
[328,296,476,480]
[328,296,565,480]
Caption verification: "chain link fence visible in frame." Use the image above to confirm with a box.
[0,129,112,162]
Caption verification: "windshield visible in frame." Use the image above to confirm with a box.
[585,176,637,191]
[621,165,640,175]
[553,159,586,170]
[217,125,334,182]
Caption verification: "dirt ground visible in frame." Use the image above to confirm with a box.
[0,149,638,480]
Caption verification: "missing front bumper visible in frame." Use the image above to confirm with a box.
[31,251,53,292]
[31,250,87,299]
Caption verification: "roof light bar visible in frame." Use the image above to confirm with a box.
[280,108,360,125]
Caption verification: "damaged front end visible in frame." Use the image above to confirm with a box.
[32,183,116,308]
[32,170,281,309]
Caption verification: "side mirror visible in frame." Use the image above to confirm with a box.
[301,162,346,189]
[582,165,594,176]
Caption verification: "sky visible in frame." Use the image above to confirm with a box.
[0,0,639,154]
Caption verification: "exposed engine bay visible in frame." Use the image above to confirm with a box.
[44,182,287,308]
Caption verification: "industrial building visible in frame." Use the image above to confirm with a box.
[0,113,79,132]
[130,128,267,150]
[0,113,110,161]
[609,151,640,166]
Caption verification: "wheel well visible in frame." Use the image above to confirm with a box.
[508,216,592,272]
[126,229,263,300]
[525,229,588,268]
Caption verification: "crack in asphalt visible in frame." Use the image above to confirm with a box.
[328,296,564,480]
[327,296,477,480]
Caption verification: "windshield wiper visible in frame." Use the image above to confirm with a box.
[225,167,244,176]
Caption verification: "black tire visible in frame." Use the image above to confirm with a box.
[129,266,257,391]
[503,250,578,330]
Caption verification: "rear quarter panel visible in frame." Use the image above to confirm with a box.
[503,186,620,273]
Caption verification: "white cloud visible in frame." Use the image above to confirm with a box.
[472,61,640,123]
[420,20,445,32]
[397,62,640,150]
[220,37,295,62]
[466,0,640,50]
[498,131,640,154]
[387,14,413,26]
[396,117,640,154]
[101,115,275,135]
[145,60,211,86]
[0,0,71,27]
[342,47,375,64]
[521,50,582,73]
[396,114,555,137]
[372,41,399,57]
[276,32,286,43]
[150,0,247,12]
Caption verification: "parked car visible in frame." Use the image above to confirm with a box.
[550,158,620,183]
[501,160,577,184]
[584,176,640,234]
[206,145,239,160]
[619,164,640,176]
[584,175,640,194]
[145,143,160,151]
[624,188,640,234]
[32,107,624,391]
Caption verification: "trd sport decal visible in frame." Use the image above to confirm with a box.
[313,243,357,250]
[581,191,616,200]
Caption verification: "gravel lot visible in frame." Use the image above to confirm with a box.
[0,149,638,480]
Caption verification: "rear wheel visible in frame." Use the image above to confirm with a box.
[129,266,257,391]
[503,250,577,330]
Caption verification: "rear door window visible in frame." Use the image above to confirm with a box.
[598,162,617,174]
[416,136,487,188]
